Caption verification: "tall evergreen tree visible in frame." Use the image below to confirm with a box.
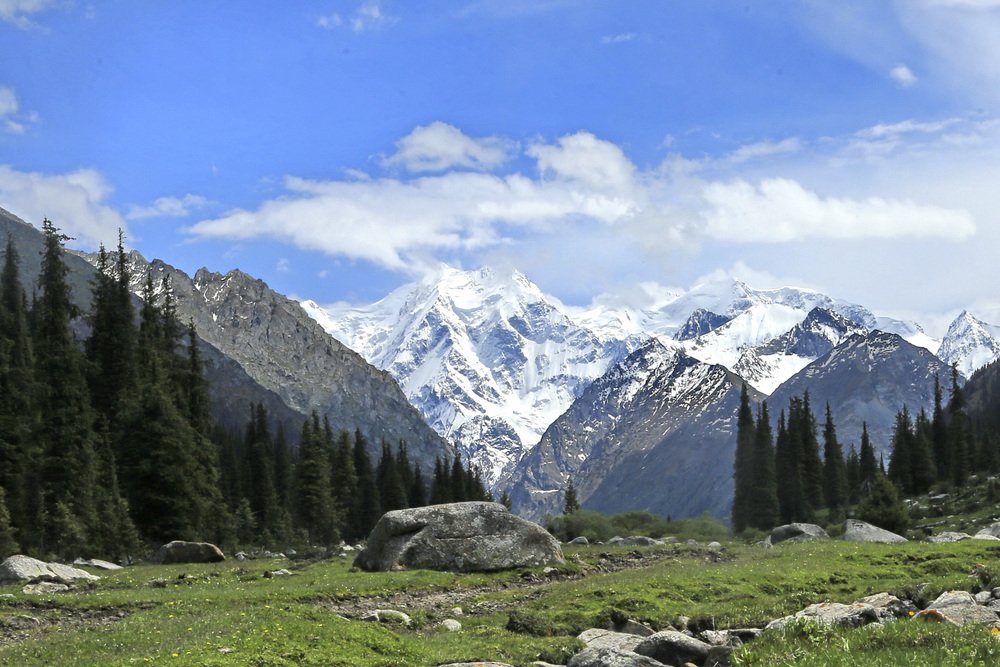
[33,219,100,555]
[731,383,755,533]
[845,445,861,505]
[430,456,450,505]
[376,441,408,513]
[409,465,427,508]
[911,409,937,494]
[563,478,580,514]
[349,430,381,540]
[931,375,949,482]
[947,364,972,486]
[294,413,337,546]
[887,407,914,494]
[798,393,824,513]
[330,429,358,523]
[821,404,848,513]
[747,401,778,530]
[858,423,878,497]
[775,409,805,523]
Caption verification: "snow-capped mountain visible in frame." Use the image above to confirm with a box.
[303,265,633,487]
[937,311,1000,378]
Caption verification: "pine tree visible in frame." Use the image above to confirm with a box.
[947,364,972,485]
[887,407,914,494]
[376,441,408,513]
[798,392,824,513]
[775,409,805,523]
[931,375,949,482]
[0,486,20,557]
[845,445,861,505]
[821,404,848,513]
[330,429,357,522]
[409,465,427,508]
[731,383,755,533]
[747,401,778,530]
[430,456,450,504]
[857,472,909,534]
[911,409,937,493]
[246,403,279,542]
[450,452,467,502]
[499,490,512,510]
[563,478,580,514]
[294,413,337,546]
[33,219,100,556]
[858,423,878,498]
[349,430,381,540]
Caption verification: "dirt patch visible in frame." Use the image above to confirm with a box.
[315,545,729,621]
[0,601,148,647]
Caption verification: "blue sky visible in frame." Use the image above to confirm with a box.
[2,1,1000,332]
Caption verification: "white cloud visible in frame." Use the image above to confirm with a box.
[381,122,514,172]
[527,132,636,192]
[0,86,37,135]
[276,257,290,272]
[0,165,128,248]
[701,177,975,243]
[889,63,918,86]
[317,1,394,33]
[126,194,209,220]
[724,138,802,165]
[601,32,637,45]
[0,0,53,28]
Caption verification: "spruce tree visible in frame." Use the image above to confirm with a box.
[845,445,861,505]
[821,404,848,513]
[349,430,381,540]
[450,452,467,502]
[0,486,19,557]
[376,441,408,512]
[330,429,357,523]
[430,456,450,504]
[858,423,878,497]
[747,401,778,530]
[887,407,914,494]
[563,478,580,514]
[409,465,427,508]
[775,410,805,523]
[931,375,949,481]
[858,472,909,534]
[798,393,824,513]
[33,219,100,556]
[947,364,972,485]
[911,409,937,493]
[294,413,337,546]
[731,383,755,533]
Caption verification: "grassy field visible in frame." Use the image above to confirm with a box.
[2,539,1000,666]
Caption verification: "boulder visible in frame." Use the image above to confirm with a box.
[841,520,907,544]
[568,536,590,546]
[437,663,515,667]
[855,592,916,620]
[919,590,999,626]
[360,609,412,625]
[767,523,829,545]
[0,555,99,584]
[634,630,712,666]
[438,618,462,632]
[568,646,667,667]
[975,522,1000,539]
[354,502,564,573]
[23,582,71,594]
[152,541,225,564]
[620,536,661,546]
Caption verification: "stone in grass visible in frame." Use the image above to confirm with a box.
[926,532,970,543]
[355,502,563,573]
[916,591,1000,626]
[73,558,123,571]
[438,618,462,632]
[0,555,99,584]
[975,522,1000,539]
[577,628,645,652]
[22,582,71,594]
[568,536,590,546]
[841,519,907,544]
[152,541,225,564]
[360,609,412,625]
[766,523,829,545]
[766,601,881,631]
[437,663,515,667]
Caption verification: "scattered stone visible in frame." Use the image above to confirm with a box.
[437,663,514,667]
[152,541,225,564]
[147,578,167,588]
[608,619,655,637]
[0,555,99,584]
[360,609,412,625]
[568,646,666,667]
[263,569,293,578]
[926,531,971,543]
[438,618,462,632]
[705,645,734,667]
[217,648,234,655]
[634,630,712,666]
[543,567,558,576]
[620,536,661,546]
[22,582,70,594]
[262,551,286,559]
[707,541,722,551]
[568,536,590,546]
[73,558,123,571]
[841,519,907,544]
[234,552,248,561]
[766,601,880,631]
[920,590,1000,625]
[449,606,463,617]
[975,591,993,605]
[767,523,829,545]
[608,536,625,545]
[355,502,564,573]
[972,534,1000,541]
[661,537,679,544]
[855,592,916,620]
[686,539,698,546]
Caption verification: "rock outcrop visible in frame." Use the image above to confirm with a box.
[355,502,564,573]
[841,519,907,544]
[0,555,100,584]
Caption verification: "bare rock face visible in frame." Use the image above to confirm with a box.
[354,502,564,573]
[152,541,225,564]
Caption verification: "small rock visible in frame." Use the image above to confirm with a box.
[707,541,722,551]
[621,536,661,546]
[925,532,970,543]
[568,646,666,667]
[686,539,698,546]
[767,523,829,545]
[577,628,645,652]
[73,558,122,571]
[438,618,462,632]
[360,609,412,625]
[568,536,590,546]
[661,537,679,544]
[975,522,1000,539]
[22,582,70,594]
[449,606,463,617]
[234,552,248,561]
[766,601,880,631]
[147,578,167,588]
[634,630,712,666]
[543,566,558,576]
[975,591,993,605]
[217,648,234,655]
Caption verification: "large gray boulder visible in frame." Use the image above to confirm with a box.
[767,523,829,545]
[152,541,225,564]
[975,522,1000,539]
[634,630,712,666]
[568,646,667,667]
[577,628,646,652]
[842,519,907,544]
[766,601,880,631]
[0,555,100,584]
[355,502,564,572]
[918,590,1000,626]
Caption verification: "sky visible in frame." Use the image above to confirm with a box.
[2,0,1000,335]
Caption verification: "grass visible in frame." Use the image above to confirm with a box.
[1,540,1000,666]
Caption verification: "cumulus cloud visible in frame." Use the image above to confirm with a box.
[0,165,128,248]
[701,177,975,243]
[317,1,394,33]
[0,0,53,28]
[601,32,637,45]
[186,123,978,275]
[889,63,918,86]
[126,194,209,220]
[381,122,514,172]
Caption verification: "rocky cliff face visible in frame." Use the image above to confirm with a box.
[505,339,759,521]
[117,254,453,468]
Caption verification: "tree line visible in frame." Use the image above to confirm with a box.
[0,222,485,561]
